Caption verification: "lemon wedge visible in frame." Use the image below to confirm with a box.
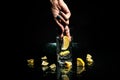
[77,58,85,67]
[86,54,94,66]
[27,59,34,68]
[61,36,70,50]
[59,50,70,56]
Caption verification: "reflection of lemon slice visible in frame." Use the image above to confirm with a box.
[77,66,85,74]
[65,61,72,68]
[61,74,69,80]
[60,66,72,74]
[86,54,94,66]
[61,36,70,50]
[77,58,85,67]
[42,66,49,71]
[59,50,70,56]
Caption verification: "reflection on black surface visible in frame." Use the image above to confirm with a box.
[25,42,94,80]
[56,36,73,80]
[77,66,85,75]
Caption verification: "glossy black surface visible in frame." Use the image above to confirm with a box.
[15,40,118,80]
[13,0,118,79]
[16,42,117,80]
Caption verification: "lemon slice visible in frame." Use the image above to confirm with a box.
[59,50,70,56]
[61,36,70,50]
[49,64,56,69]
[27,59,34,65]
[41,56,47,60]
[86,54,94,66]
[41,61,49,66]
[77,58,85,67]
[27,59,34,68]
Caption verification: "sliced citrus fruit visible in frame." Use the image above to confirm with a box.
[59,50,70,56]
[86,54,94,66]
[27,59,34,68]
[41,56,47,60]
[41,61,49,66]
[77,58,85,67]
[61,36,70,50]
[86,54,92,59]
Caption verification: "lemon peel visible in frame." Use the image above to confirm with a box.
[77,58,85,67]
[61,36,70,50]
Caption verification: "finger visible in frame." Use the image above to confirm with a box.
[65,26,70,35]
[56,20,65,38]
[58,0,71,18]
[59,11,71,21]
[60,33,64,39]
[65,26,71,41]
[56,15,69,26]
[55,19,65,33]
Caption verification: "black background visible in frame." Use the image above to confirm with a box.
[9,0,119,80]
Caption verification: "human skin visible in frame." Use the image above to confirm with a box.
[50,0,71,40]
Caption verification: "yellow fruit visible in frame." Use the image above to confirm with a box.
[27,59,34,68]
[86,54,94,66]
[77,58,85,67]
[41,56,47,60]
[86,54,92,59]
[27,59,34,65]
[61,36,70,50]
[41,61,49,66]
[59,50,70,56]
[86,58,94,66]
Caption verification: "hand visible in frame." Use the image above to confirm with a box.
[50,0,71,38]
